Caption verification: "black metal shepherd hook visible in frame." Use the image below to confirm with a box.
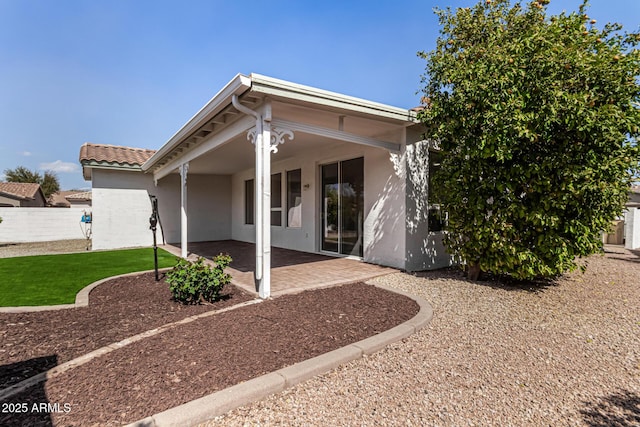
[149,195,159,281]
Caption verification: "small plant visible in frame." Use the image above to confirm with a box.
[166,254,232,304]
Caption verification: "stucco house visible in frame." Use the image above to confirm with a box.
[79,73,452,297]
[0,182,47,207]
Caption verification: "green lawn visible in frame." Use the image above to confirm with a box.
[0,248,177,307]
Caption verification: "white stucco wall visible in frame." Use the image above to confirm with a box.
[231,152,320,254]
[153,173,232,245]
[91,186,155,250]
[90,169,232,250]
[625,208,640,250]
[87,142,451,270]
[0,207,90,243]
[404,139,455,271]
[230,143,408,269]
[363,147,406,269]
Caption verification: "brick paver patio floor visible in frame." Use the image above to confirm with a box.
[163,240,396,296]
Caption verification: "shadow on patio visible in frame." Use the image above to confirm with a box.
[162,240,396,296]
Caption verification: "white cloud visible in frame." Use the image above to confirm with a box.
[39,160,80,173]
[21,151,32,156]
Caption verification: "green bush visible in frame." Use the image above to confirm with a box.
[166,254,232,304]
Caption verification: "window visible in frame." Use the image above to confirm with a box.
[271,173,282,226]
[245,179,254,225]
[428,151,446,232]
[247,173,296,227]
[287,169,302,228]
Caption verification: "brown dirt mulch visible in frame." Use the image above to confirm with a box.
[0,278,419,427]
[0,272,253,390]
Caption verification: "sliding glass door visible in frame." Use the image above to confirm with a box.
[321,157,364,257]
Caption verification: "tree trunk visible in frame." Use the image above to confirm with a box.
[468,262,482,281]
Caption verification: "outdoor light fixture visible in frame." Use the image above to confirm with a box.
[149,195,159,281]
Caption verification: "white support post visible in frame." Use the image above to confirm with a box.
[233,96,292,299]
[180,162,189,259]
[260,104,272,299]
[254,115,264,293]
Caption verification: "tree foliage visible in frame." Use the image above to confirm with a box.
[418,0,640,280]
[3,166,60,199]
[40,171,60,199]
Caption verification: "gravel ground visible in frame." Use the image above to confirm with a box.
[0,240,89,258]
[205,246,640,427]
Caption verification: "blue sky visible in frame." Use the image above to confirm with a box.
[0,0,638,190]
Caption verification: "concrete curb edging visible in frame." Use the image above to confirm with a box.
[0,268,173,313]
[127,284,433,427]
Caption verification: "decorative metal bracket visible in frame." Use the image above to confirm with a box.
[269,126,294,153]
[247,125,294,153]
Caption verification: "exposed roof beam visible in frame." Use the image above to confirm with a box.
[271,118,402,153]
[152,115,255,182]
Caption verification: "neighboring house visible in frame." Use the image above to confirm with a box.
[79,73,452,298]
[66,191,92,207]
[0,182,47,207]
[49,190,93,208]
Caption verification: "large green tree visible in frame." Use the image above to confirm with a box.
[3,166,60,199]
[418,0,640,280]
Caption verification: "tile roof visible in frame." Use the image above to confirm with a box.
[79,143,156,167]
[48,192,70,207]
[0,182,42,200]
[49,190,92,207]
[65,191,92,200]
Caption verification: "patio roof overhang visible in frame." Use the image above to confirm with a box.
[142,73,420,299]
[141,73,419,182]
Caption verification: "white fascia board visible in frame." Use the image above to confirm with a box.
[249,73,419,125]
[142,73,252,171]
[152,115,255,182]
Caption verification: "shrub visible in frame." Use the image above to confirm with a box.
[418,0,640,280]
[166,254,232,304]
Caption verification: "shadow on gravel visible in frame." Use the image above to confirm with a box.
[0,356,57,427]
[413,267,559,293]
[581,390,640,427]
[605,248,640,264]
[0,355,58,389]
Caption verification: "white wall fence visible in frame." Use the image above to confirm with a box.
[0,208,92,243]
[625,208,640,250]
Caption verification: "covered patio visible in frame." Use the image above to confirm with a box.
[79,73,451,300]
[162,240,396,297]
[139,73,422,299]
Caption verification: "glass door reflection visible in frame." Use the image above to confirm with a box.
[320,157,363,257]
